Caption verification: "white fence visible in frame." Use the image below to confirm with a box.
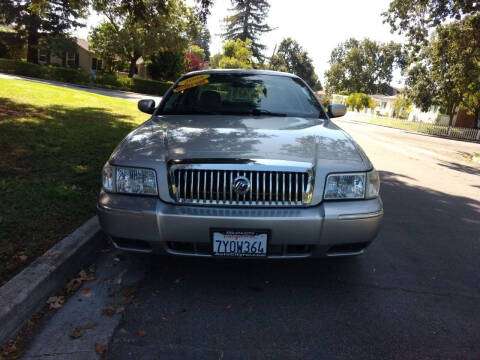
[345,112,480,142]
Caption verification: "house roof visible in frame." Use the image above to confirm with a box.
[76,38,91,53]
[371,94,397,102]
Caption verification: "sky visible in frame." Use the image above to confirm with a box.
[75,0,406,86]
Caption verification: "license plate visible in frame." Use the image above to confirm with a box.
[212,230,268,257]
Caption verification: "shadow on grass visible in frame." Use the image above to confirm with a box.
[0,96,141,284]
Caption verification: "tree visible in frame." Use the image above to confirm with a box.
[404,13,480,125]
[193,0,215,24]
[270,38,322,90]
[91,0,200,77]
[383,0,478,49]
[185,53,205,72]
[0,0,89,63]
[209,53,222,68]
[218,39,253,69]
[345,93,375,111]
[89,23,119,73]
[188,45,206,60]
[191,26,211,60]
[148,50,187,81]
[0,28,25,59]
[392,94,412,118]
[324,38,404,94]
[222,0,274,62]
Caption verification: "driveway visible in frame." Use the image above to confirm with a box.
[0,73,162,104]
[22,115,480,360]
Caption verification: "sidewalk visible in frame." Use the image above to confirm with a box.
[0,73,162,104]
[343,110,480,142]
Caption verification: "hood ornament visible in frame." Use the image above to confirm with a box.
[232,176,251,196]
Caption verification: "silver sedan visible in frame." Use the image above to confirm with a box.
[98,69,383,258]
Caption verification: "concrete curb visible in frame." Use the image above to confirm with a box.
[0,216,104,345]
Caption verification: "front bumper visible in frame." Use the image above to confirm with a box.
[98,190,383,258]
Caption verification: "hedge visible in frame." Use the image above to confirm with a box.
[94,73,172,96]
[0,58,172,96]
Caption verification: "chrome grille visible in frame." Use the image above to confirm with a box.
[169,163,314,207]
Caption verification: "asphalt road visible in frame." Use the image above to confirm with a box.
[23,116,480,360]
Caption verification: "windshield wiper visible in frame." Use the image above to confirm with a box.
[250,109,287,117]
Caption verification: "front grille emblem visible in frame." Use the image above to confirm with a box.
[232,176,251,196]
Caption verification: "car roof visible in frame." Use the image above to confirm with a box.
[183,69,299,78]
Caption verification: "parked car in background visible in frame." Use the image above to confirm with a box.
[98,69,383,258]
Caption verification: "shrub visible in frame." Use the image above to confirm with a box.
[49,66,89,83]
[94,73,122,88]
[346,93,375,111]
[130,78,172,96]
[0,58,173,96]
[13,59,44,78]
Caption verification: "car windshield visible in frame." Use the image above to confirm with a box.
[160,73,326,118]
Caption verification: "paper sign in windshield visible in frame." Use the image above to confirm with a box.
[173,74,210,93]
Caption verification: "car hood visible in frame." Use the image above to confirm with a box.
[110,115,369,170]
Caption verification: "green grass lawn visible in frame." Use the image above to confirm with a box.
[0,78,147,285]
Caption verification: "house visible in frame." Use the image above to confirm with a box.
[370,94,396,117]
[38,38,103,73]
[408,105,479,128]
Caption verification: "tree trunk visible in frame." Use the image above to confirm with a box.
[26,14,41,64]
[448,112,455,127]
[448,102,458,127]
[128,58,137,78]
[128,54,141,78]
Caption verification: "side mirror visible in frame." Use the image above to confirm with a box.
[327,104,347,118]
[138,99,156,114]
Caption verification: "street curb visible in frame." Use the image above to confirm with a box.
[0,216,104,345]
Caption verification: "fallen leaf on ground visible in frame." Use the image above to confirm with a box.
[78,270,96,281]
[132,298,142,307]
[138,330,147,337]
[102,307,116,317]
[18,254,28,262]
[162,314,174,323]
[95,342,107,355]
[116,306,125,314]
[65,278,82,294]
[81,288,90,295]
[224,304,232,310]
[47,296,65,309]
[114,269,127,285]
[121,286,136,297]
[84,322,95,329]
[69,327,83,339]
[1,342,18,356]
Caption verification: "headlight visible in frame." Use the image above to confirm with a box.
[102,164,158,195]
[365,169,380,199]
[324,170,380,200]
[324,173,365,199]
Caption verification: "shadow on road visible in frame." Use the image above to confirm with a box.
[106,170,480,360]
[437,160,480,175]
